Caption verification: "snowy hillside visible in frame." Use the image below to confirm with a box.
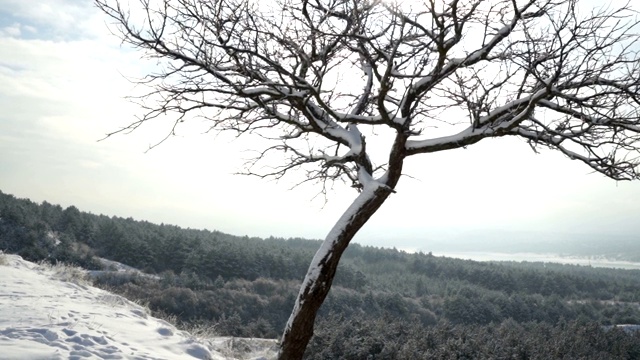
[0,254,277,360]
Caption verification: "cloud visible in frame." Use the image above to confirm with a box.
[0,0,103,41]
[0,23,20,37]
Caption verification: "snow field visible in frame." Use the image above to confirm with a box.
[0,254,276,360]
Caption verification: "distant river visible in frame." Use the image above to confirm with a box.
[432,252,640,270]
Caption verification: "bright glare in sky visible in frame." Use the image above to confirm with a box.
[1,0,639,250]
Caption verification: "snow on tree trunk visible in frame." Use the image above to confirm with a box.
[277,182,393,359]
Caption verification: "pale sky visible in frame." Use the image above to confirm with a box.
[1,0,639,249]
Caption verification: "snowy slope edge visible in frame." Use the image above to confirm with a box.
[0,254,277,360]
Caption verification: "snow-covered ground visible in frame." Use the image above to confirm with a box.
[0,254,277,360]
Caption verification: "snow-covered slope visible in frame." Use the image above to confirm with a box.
[0,254,277,360]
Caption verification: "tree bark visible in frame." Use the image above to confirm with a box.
[277,185,394,359]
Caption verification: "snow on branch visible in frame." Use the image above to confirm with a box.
[97,0,640,183]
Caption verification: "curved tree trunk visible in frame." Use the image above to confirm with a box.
[277,133,407,359]
[277,183,395,359]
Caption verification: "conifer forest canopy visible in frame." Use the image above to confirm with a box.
[95,0,640,357]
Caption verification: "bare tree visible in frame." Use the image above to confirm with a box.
[96,0,640,358]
